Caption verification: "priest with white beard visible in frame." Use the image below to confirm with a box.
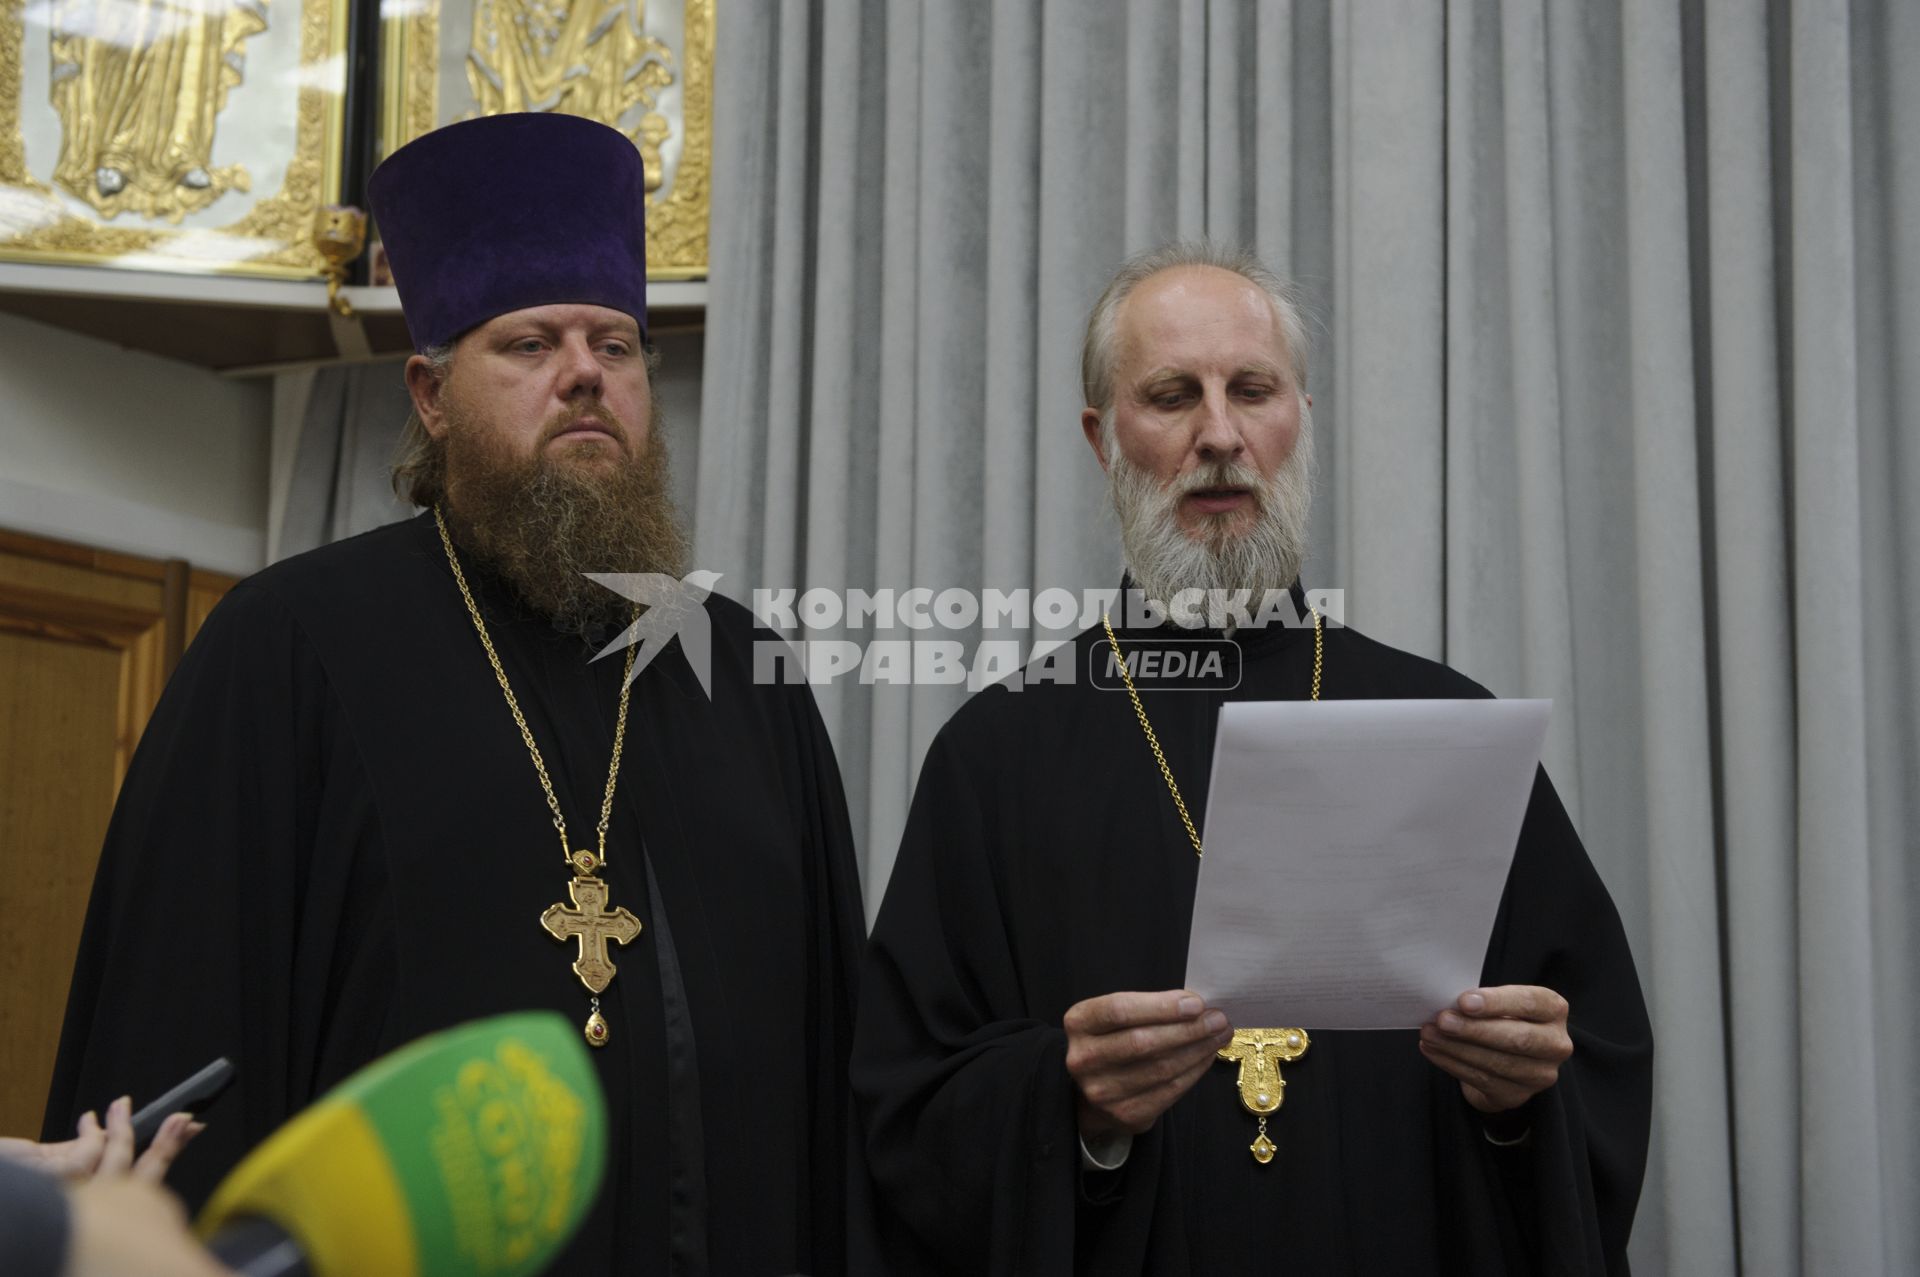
[850,243,1653,1275]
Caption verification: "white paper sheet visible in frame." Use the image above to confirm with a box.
[1182,699,1551,1030]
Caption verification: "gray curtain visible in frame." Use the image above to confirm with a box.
[272,359,416,560]
[698,1,1917,1273]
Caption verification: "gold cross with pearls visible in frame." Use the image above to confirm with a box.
[1216,1027,1311,1164]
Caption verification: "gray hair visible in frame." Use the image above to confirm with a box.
[1080,240,1311,414]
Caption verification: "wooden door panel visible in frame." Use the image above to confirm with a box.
[0,630,124,1137]
[0,531,236,1140]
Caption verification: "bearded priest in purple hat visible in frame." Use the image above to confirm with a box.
[43,113,865,1276]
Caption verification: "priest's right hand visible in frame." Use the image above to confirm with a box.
[1064,990,1236,1139]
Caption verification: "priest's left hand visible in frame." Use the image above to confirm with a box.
[1417,985,1573,1114]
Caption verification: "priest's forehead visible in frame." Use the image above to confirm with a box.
[1081,246,1312,413]
[1114,266,1299,387]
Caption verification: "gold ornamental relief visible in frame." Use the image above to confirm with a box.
[47,0,270,222]
[641,0,706,275]
[466,0,677,196]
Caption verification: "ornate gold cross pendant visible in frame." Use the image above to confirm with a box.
[1216,1027,1310,1164]
[540,850,642,1047]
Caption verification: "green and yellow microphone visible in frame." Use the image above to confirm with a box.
[196,1012,606,1277]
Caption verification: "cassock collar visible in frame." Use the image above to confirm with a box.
[1107,575,1315,659]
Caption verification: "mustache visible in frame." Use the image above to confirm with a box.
[1170,459,1268,504]
[540,404,624,444]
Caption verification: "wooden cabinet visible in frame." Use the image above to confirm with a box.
[0,529,236,1139]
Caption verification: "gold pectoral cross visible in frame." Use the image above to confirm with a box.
[1216,1027,1310,1164]
[540,855,642,1047]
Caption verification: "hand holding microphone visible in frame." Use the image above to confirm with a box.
[8,1013,600,1277]
[0,1097,226,1277]
[65,1175,233,1277]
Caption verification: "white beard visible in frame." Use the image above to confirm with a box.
[1106,403,1316,630]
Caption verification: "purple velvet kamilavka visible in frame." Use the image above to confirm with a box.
[368,112,649,351]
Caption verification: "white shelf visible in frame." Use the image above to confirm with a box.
[0,260,332,309]
[0,262,706,375]
[335,278,708,315]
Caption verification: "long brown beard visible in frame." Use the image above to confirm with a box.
[431,399,688,637]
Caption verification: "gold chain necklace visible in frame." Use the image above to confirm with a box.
[435,505,642,1048]
[1099,604,1323,1165]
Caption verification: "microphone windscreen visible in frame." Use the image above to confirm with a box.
[197,1012,606,1277]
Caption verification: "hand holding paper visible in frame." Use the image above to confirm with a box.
[1419,984,1574,1114]
[1063,990,1235,1139]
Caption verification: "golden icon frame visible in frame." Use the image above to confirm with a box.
[0,0,351,279]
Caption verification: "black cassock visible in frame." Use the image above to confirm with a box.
[852,589,1653,1275]
[44,513,865,1277]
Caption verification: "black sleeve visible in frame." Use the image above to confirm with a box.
[41,583,392,1211]
[1481,768,1654,1274]
[785,681,868,1277]
[0,1160,70,1277]
[849,725,1085,1275]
